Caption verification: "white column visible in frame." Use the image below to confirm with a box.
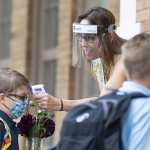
[117,0,141,39]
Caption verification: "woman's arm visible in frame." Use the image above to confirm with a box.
[33,59,126,112]
[33,94,97,111]
[100,59,126,96]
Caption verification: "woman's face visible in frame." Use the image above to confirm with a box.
[79,19,102,62]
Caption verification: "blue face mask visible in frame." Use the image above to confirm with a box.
[10,99,28,119]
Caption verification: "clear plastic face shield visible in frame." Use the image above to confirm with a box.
[72,23,100,67]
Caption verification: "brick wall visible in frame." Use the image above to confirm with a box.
[137,0,150,32]
[108,0,120,24]
[109,0,150,32]
[10,1,29,149]
[54,0,74,143]
[10,0,29,75]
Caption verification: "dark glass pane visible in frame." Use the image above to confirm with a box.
[43,60,57,95]
[0,0,11,59]
[43,0,58,49]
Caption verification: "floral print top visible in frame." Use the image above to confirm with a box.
[91,58,106,92]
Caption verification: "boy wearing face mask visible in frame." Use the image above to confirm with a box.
[0,67,32,150]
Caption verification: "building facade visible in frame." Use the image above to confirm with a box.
[0,0,150,147]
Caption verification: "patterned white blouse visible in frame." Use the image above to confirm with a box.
[91,58,106,92]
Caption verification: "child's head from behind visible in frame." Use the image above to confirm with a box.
[0,67,32,119]
[122,32,150,81]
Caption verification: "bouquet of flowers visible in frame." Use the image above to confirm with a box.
[17,111,55,138]
[17,109,55,150]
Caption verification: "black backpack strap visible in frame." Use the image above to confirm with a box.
[98,90,147,127]
[103,91,148,150]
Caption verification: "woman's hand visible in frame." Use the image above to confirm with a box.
[33,94,98,112]
[33,93,61,111]
[101,59,126,96]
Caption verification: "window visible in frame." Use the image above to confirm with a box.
[74,66,99,98]
[43,0,58,50]
[0,0,11,67]
[43,60,57,94]
[30,0,59,148]
[31,0,59,96]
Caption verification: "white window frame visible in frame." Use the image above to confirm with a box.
[117,0,141,39]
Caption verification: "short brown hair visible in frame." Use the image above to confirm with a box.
[122,32,150,80]
[0,67,31,94]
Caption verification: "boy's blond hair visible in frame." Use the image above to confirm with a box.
[122,32,150,80]
[0,67,31,94]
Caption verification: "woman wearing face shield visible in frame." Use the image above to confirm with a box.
[33,6,127,111]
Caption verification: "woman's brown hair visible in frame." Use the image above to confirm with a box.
[76,7,125,69]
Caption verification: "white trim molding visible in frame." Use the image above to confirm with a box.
[117,0,141,39]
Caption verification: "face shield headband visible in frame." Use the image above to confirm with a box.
[72,23,116,67]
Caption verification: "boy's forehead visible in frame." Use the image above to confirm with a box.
[13,85,30,95]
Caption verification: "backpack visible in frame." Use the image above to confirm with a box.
[0,118,12,150]
[55,90,146,150]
